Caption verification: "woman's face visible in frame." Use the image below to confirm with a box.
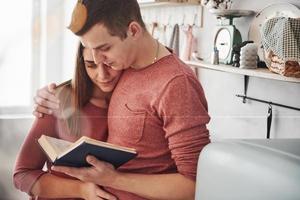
[83,48,122,92]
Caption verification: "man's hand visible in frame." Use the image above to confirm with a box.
[81,182,117,200]
[52,155,119,187]
[53,156,196,200]
[33,83,60,118]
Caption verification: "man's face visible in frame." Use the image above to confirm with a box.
[80,23,134,71]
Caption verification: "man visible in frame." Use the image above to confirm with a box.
[35,0,210,199]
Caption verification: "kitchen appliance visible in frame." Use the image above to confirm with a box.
[210,9,255,64]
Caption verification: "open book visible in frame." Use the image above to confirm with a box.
[38,135,137,168]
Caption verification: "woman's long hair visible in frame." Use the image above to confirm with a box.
[55,43,94,136]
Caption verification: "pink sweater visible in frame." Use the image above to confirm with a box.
[106,54,211,199]
[13,103,108,200]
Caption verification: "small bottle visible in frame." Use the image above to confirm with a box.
[211,47,219,65]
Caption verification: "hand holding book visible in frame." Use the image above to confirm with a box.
[38,135,137,168]
[52,155,118,188]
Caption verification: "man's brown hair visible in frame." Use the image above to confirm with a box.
[74,0,146,39]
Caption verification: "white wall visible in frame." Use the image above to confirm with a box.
[197,0,300,139]
[200,69,300,139]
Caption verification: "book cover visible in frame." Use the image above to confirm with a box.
[38,135,137,168]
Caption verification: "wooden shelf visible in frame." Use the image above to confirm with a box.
[139,1,200,8]
[186,60,300,83]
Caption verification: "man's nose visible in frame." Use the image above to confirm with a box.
[92,49,106,65]
[96,63,109,80]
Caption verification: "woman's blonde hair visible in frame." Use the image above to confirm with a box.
[55,43,95,136]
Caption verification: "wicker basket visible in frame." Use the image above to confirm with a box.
[264,50,300,78]
[262,17,300,78]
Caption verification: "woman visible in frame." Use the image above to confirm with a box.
[13,43,121,200]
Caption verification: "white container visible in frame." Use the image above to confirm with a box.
[211,47,219,65]
[240,43,258,69]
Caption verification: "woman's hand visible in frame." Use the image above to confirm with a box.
[81,182,117,200]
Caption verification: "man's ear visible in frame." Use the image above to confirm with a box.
[127,21,143,39]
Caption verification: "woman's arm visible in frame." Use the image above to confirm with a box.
[31,174,86,198]
[13,115,57,193]
[13,116,115,200]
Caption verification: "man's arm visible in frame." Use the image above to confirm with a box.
[31,173,116,200]
[110,171,196,200]
[53,156,195,200]
[33,83,60,117]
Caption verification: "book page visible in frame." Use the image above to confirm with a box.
[58,136,137,159]
[46,136,73,156]
[81,136,137,153]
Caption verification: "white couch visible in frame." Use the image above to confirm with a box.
[195,139,300,200]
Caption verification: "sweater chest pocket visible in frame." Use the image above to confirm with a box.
[123,103,146,143]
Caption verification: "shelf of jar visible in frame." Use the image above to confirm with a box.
[186,60,300,83]
[139,1,200,8]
